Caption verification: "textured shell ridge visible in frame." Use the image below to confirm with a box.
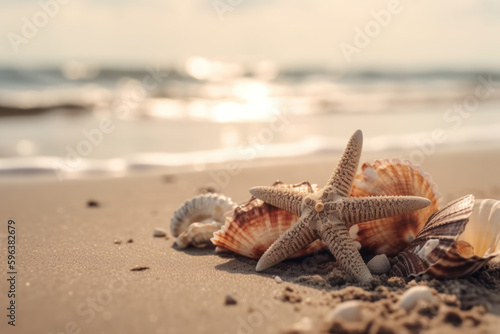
[211,181,326,259]
[170,193,237,248]
[460,199,500,258]
[170,193,237,237]
[389,194,500,278]
[350,159,442,256]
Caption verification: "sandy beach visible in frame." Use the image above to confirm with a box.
[1,148,500,334]
[2,1,500,333]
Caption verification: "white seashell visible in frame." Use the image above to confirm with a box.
[286,317,313,333]
[367,254,391,275]
[170,193,236,248]
[397,286,434,310]
[274,276,283,284]
[170,193,236,237]
[326,301,364,322]
[459,199,500,258]
[175,220,222,249]
[153,227,167,238]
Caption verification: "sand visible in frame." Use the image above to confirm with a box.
[1,148,500,334]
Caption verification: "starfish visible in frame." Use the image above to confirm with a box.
[249,130,431,283]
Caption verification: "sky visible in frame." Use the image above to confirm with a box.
[1,0,500,70]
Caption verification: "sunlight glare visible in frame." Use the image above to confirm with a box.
[233,80,269,103]
[186,57,212,80]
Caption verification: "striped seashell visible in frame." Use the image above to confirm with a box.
[349,159,441,256]
[391,195,500,278]
[170,193,237,248]
[211,181,326,259]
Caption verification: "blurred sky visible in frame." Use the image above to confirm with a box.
[1,0,500,70]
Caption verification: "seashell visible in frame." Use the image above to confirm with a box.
[211,181,326,259]
[390,195,500,278]
[175,219,221,249]
[170,193,236,248]
[326,301,365,322]
[460,199,500,258]
[349,159,441,256]
[286,317,313,333]
[397,286,434,310]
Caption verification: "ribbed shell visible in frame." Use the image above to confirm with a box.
[211,181,326,259]
[349,159,442,256]
[460,199,500,258]
[170,193,237,237]
[390,195,500,278]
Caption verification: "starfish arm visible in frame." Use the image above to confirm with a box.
[327,195,431,228]
[326,130,363,196]
[255,216,317,271]
[249,186,305,216]
[318,215,372,283]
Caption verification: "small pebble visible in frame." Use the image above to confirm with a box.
[87,200,100,208]
[326,300,363,322]
[367,254,391,275]
[153,228,167,238]
[215,246,232,254]
[225,294,237,305]
[398,286,434,310]
[274,276,283,284]
[114,240,122,245]
[162,175,177,183]
[130,266,150,272]
[127,238,134,243]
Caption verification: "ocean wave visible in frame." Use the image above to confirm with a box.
[1,123,499,179]
[2,67,500,120]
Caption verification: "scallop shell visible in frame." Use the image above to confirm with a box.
[349,159,442,256]
[170,193,237,248]
[211,181,326,259]
[390,195,500,278]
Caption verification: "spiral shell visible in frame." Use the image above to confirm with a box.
[391,195,500,278]
[170,193,237,248]
[349,159,442,256]
[211,181,326,259]
[174,220,222,249]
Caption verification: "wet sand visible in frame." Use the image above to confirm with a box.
[1,148,500,334]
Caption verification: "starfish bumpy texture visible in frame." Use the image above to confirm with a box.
[249,130,431,283]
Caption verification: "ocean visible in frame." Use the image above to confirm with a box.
[1,64,499,180]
